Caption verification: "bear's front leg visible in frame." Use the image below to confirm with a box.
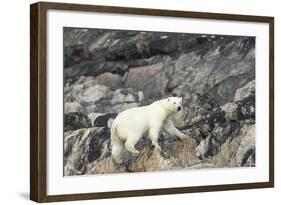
[164,119,189,140]
[148,127,162,151]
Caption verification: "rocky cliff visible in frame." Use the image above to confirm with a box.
[63,28,255,176]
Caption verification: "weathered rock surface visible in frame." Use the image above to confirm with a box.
[94,113,117,128]
[64,79,143,114]
[64,101,83,114]
[64,128,111,175]
[64,128,200,175]
[63,28,256,175]
[124,63,169,102]
[64,112,92,132]
[235,125,255,166]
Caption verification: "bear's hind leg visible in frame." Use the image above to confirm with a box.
[111,127,124,164]
[124,137,140,155]
[112,142,123,164]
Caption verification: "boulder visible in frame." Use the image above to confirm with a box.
[234,80,255,102]
[222,94,255,122]
[124,64,169,103]
[64,60,129,81]
[93,72,123,89]
[236,125,255,166]
[86,157,127,174]
[73,73,123,91]
[94,113,118,128]
[87,112,103,126]
[64,127,111,175]
[222,102,240,122]
[82,85,111,103]
[209,137,241,167]
[195,135,212,159]
[111,88,139,104]
[149,36,177,54]
[64,112,92,132]
[64,83,112,104]
[110,88,142,113]
[106,40,145,61]
[64,101,83,113]
[163,137,199,166]
[127,146,178,172]
[64,77,143,114]
[64,43,90,67]
[208,124,255,167]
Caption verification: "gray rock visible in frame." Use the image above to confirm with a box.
[64,127,111,175]
[75,73,122,90]
[165,37,255,105]
[64,101,83,113]
[64,83,112,104]
[94,72,123,89]
[87,113,103,126]
[64,112,92,132]
[195,135,212,159]
[222,102,240,122]
[234,80,255,102]
[64,43,91,67]
[222,94,255,122]
[105,39,147,61]
[124,63,169,103]
[64,60,129,81]
[111,88,139,104]
[94,113,117,128]
[65,78,143,115]
[236,125,255,166]
[149,36,177,54]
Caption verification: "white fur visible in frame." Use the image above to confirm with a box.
[111,97,188,163]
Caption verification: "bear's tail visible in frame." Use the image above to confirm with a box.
[111,121,123,164]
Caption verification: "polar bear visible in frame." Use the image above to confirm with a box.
[111,97,188,163]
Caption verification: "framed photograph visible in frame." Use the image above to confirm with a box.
[30,1,274,202]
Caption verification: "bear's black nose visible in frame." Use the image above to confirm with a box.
[178,106,181,111]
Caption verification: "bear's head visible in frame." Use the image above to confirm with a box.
[163,97,183,114]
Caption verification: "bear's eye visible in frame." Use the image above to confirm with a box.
[173,102,176,104]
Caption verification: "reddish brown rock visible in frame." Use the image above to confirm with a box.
[124,63,168,102]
